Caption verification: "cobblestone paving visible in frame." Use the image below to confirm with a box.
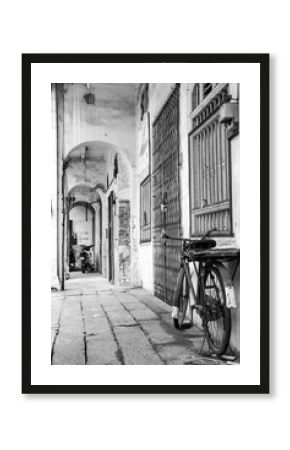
[51,276,235,365]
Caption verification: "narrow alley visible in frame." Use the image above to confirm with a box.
[51,275,237,365]
[50,83,240,365]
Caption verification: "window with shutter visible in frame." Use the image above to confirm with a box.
[189,84,232,236]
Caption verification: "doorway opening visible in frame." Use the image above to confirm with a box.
[69,202,95,273]
[66,187,103,281]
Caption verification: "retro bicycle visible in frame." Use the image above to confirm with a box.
[161,229,240,356]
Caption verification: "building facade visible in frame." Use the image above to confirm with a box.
[136,83,240,351]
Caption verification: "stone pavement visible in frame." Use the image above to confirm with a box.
[51,274,234,365]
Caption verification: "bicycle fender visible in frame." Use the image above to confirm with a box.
[172,306,179,319]
[214,262,237,309]
[172,268,184,308]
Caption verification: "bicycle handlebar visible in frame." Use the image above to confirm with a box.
[201,228,217,240]
[161,228,217,242]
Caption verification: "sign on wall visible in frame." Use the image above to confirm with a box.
[138,111,150,181]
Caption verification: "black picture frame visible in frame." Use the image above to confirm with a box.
[22,53,269,394]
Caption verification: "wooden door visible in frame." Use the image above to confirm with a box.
[108,192,114,282]
[152,86,181,304]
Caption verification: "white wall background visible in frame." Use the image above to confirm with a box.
[70,205,94,245]
[0,2,286,450]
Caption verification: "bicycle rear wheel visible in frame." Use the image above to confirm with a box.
[172,268,190,329]
[202,266,231,355]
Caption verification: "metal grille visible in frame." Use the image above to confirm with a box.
[189,114,232,235]
[152,87,181,304]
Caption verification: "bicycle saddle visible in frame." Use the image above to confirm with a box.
[186,239,216,251]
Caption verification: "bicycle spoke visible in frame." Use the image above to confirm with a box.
[203,267,231,355]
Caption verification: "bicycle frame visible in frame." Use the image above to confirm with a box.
[182,256,198,302]
[164,229,240,355]
[179,251,210,318]
[165,230,240,317]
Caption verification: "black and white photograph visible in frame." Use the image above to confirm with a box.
[50,82,240,366]
[23,54,269,393]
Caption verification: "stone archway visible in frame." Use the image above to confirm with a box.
[68,201,96,272]
[52,83,138,289]
[61,140,136,287]
[67,187,103,275]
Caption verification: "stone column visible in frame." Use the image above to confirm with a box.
[93,202,101,272]
[56,84,65,290]
[51,84,60,290]
[101,195,107,278]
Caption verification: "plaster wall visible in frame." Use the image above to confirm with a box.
[231,134,240,245]
[64,143,112,193]
[70,205,94,246]
[138,243,154,291]
[62,83,137,165]
[228,133,240,350]
[117,153,131,200]
[179,84,191,238]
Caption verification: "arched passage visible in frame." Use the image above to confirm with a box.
[68,202,96,272]
[62,140,135,286]
[66,186,103,277]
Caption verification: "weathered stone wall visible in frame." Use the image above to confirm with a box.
[118,200,130,286]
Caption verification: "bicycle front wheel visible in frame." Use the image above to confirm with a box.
[202,266,231,355]
[172,268,190,329]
